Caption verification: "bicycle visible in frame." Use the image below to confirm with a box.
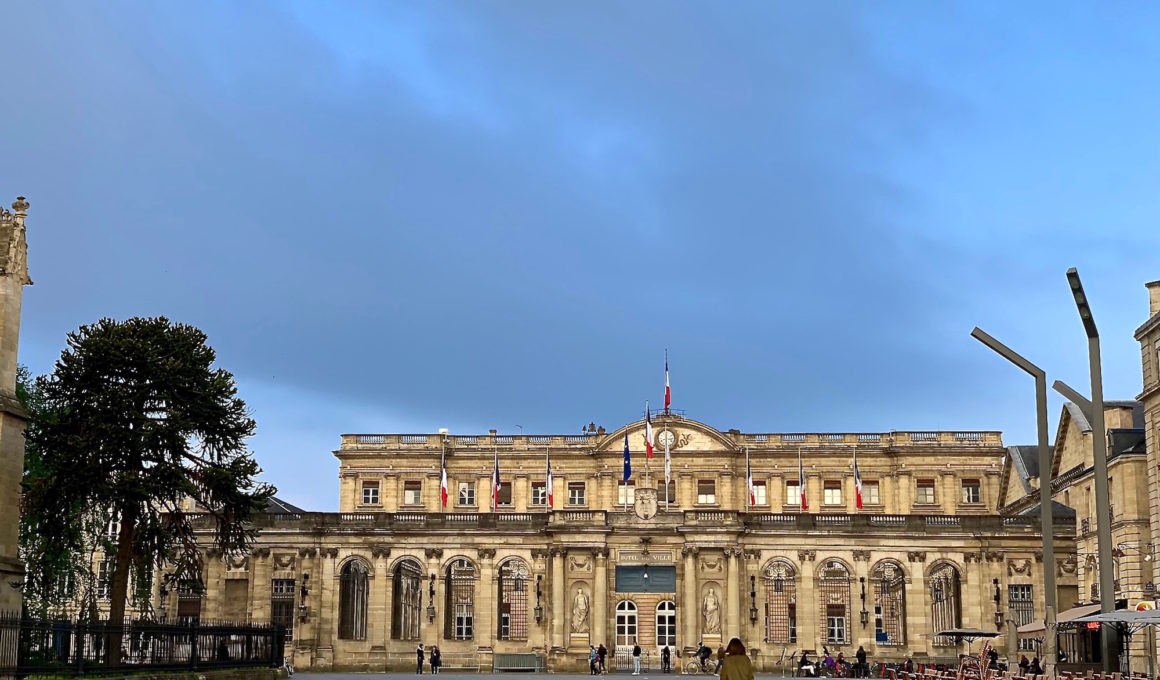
[684,658,714,675]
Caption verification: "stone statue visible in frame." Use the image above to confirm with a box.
[703,587,721,634]
[571,586,590,633]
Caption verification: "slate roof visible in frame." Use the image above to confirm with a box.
[1008,445,1040,493]
[1019,500,1077,520]
[1108,428,1146,459]
[264,496,307,513]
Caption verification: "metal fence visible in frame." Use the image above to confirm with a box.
[0,613,285,676]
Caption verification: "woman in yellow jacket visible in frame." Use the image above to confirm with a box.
[717,638,754,680]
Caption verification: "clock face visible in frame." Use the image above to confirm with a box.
[656,430,676,449]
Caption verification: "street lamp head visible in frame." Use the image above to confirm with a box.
[1066,268,1099,338]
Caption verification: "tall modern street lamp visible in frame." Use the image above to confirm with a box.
[970,327,1057,675]
[1064,267,1117,670]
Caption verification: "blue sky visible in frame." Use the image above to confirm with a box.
[2,2,1158,511]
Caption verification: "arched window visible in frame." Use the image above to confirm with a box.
[817,560,851,644]
[762,560,797,644]
[391,558,424,641]
[871,560,906,646]
[498,559,530,641]
[929,562,962,645]
[339,560,370,640]
[656,601,677,647]
[444,558,477,641]
[616,600,638,647]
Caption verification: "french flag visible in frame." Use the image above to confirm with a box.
[492,447,501,510]
[853,448,863,510]
[546,448,554,508]
[664,351,671,415]
[798,448,808,511]
[440,456,448,508]
[644,401,654,458]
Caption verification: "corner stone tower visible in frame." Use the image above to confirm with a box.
[0,196,31,613]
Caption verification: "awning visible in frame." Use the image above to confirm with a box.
[1017,603,1102,638]
[1074,610,1160,635]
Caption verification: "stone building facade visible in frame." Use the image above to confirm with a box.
[158,420,1073,672]
[0,196,31,614]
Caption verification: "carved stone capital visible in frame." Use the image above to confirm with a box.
[1033,551,1043,563]
[986,551,1005,564]
[852,550,872,562]
[963,551,983,564]
[425,548,444,560]
[477,548,497,560]
[323,548,339,559]
[592,548,609,560]
[681,545,700,558]
[298,547,317,558]
[907,551,927,563]
[798,550,816,562]
[550,547,569,558]
[371,546,391,559]
[530,549,550,559]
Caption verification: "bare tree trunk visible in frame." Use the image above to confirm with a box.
[105,503,138,667]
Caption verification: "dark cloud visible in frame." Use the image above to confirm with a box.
[2,1,1157,509]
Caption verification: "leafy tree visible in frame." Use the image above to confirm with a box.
[23,317,274,651]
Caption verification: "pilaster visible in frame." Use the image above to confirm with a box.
[593,549,609,648]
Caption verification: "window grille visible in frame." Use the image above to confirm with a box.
[871,561,906,645]
[271,579,295,639]
[817,561,850,644]
[339,560,369,640]
[929,563,962,646]
[392,559,424,640]
[498,560,530,641]
[445,559,477,641]
[763,560,797,643]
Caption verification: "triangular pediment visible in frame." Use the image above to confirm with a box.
[596,416,737,454]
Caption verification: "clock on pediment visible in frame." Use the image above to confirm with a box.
[653,427,690,452]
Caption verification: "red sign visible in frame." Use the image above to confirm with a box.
[1087,622,1101,630]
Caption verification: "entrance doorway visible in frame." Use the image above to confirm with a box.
[616,600,638,647]
[656,600,677,659]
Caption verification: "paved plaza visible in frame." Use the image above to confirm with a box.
[295,674,792,679]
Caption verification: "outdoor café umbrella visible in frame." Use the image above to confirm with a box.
[935,629,1001,654]
[1072,610,1160,675]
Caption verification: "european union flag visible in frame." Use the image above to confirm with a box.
[622,431,631,483]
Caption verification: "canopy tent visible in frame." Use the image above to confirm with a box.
[1017,603,1103,639]
[936,629,1001,653]
[1073,610,1160,675]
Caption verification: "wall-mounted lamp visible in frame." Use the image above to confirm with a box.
[993,578,1002,630]
[159,584,170,623]
[534,574,544,623]
[299,573,310,622]
[859,577,869,628]
[749,575,758,623]
[427,573,436,623]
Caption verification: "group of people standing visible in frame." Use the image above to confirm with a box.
[588,643,609,674]
[414,644,442,674]
[585,638,753,680]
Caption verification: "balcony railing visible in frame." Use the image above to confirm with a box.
[186,510,1075,536]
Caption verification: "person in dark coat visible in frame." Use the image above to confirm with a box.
[430,646,441,674]
[662,645,672,673]
[1029,657,1043,676]
[416,643,425,674]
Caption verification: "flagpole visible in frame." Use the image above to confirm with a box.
[545,444,551,511]
[441,438,445,514]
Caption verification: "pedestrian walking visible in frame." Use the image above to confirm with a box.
[718,638,754,680]
[632,639,642,675]
[590,646,598,675]
[715,644,726,675]
[416,643,425,675]
[598,643,608,674]
[662,645,671,673]
[431,645,441,674]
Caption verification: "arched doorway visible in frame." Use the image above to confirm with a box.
[656,600,677,650]
[929,562,962,647]
[816,559,851,645]
[391,558,423,640]
[498,558,530,641]
[762,559,798,644]
[339,559,370,641]
[444,557,477,641]
[870,560,906,646]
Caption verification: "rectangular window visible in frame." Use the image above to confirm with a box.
[271,579,296,640]
[496,482,513,506]
[1010,585,1035,650]
[752,481,767,506]
[863,481,880,505]
[531,482,547,506]
[105,515,120,542]
[568,482,586,506]
[961,479,981,505]
[826,604,847,643]
[361,481,380,505]
[916,479,936,505]
[619,481,636,505]
[823,481,843,506]
[97,558,114,600]
[455,604,474,640]
[458,482,475,507]
[786,481,802,507]
[403,481,422,506]
[660,481,677,505]
[697,480,717,505]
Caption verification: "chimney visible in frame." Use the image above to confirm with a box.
[489,429,497,437]
[1148,280,1160,317]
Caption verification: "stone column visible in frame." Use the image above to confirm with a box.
[551,548,567,650]
[726,547,740,639]
[942,473,956,514]
[252,548,273,624]
[906,554,929,656]
[318,548,339,667]
[476,549,496,670]
[370,547,391,663]
[594,549,609,649]
[682,546,698,651]
[796,551,817,650]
